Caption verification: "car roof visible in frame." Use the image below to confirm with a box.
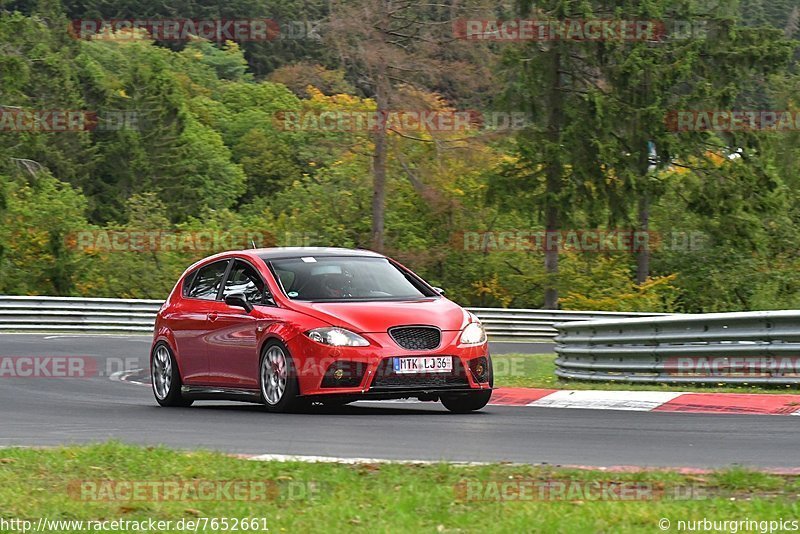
[253,247,385,261]
[182,248,387,276]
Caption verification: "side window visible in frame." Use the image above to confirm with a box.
[187,261,229,300]
[223,260,271,305]
[182,270,197,297]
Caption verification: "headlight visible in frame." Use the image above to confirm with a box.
[460,322,487,345]
[306,327,370,347]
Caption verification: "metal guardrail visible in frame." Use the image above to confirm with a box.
[0,296,161,333]
[467,308,666,340]
[0,296,664,339]
[555,311,800,385]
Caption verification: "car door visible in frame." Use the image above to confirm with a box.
[206,258,277,388]
[174,259,231,384]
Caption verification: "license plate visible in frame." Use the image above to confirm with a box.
[393,356,453,374]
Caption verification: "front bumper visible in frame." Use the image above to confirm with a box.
[303,388,488,404]
[286,329,492,398]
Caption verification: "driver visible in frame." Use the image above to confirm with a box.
[320,272,354,298]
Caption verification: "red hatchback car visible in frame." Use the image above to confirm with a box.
[150,248,493,413]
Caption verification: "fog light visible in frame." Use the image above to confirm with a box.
[469,357,490,383]
[321,361,366,388]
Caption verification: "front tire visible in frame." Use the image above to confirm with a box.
[259,340,305,413]
[151,343,193,407]
[441,390,491,413]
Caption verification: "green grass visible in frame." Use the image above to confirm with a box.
[0,443,799,533]
[492,353,800,395]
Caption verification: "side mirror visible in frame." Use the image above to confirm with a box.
[225,293,254,313]
[433,287,446,295]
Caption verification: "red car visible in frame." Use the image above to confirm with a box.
[150,248,493,413]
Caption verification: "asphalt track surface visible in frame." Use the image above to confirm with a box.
[0,334,798,469]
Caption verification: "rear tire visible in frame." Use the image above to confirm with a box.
[151,343,193,407]
[259,340,305,413]
[441,390,491,413]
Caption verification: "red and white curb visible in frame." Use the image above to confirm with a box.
[113,370,800,416]
[490,388,800,416]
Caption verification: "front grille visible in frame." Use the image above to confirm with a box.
[389,326,441,351]
[370,357,469,390]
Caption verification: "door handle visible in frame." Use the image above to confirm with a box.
[208,312,219,322]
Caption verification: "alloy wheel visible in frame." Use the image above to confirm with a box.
[261,345,288,405]
[152,345,172,400]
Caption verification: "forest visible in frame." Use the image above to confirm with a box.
[0,0,799,312]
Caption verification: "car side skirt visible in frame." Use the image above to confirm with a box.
[181,385,262,403]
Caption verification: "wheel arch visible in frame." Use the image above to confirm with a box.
[151,329,183,378]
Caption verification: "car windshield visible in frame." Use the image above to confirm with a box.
[268,256,432,302]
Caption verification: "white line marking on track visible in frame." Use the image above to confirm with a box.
[247,454,490,465]
[528,390,684,411]
[110,368,149,386]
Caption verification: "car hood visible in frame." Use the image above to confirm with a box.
[288,298,470,333]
